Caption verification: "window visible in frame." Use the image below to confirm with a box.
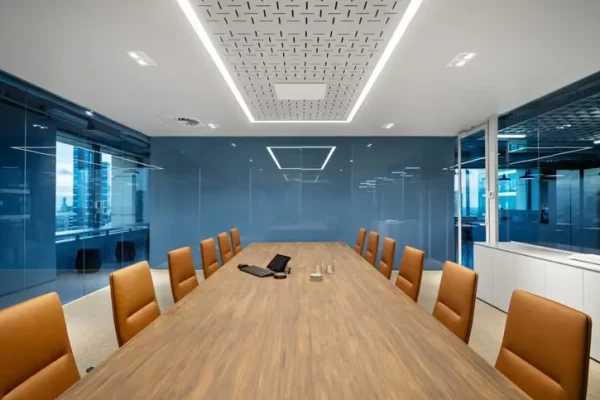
[56,139,148,234]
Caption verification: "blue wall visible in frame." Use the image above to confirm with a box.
[149,136,456,271]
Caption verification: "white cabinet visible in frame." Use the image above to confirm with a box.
[474,245,493,304]
[545,263,584,311]
[584,271,600,361]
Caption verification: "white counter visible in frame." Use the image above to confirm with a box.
[474,241,600,361]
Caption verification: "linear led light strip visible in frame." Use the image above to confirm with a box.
[266,146,336,170]
[176,0,423,124]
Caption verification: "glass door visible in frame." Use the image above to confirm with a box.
[456,129,487,268]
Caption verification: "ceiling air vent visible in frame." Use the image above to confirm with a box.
[156,117,204,128]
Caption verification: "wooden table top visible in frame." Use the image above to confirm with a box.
[60,242,527,399]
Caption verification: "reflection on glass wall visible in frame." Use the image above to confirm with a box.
[0,71,151,310]
[498,74,600,254]
[149,137,456,271]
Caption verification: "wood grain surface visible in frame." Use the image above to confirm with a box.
[60,242,527,399]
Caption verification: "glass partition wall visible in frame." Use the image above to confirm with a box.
[456,130,487,268]
[149,137,457,272]
[0,73,151,310]
[498,90,600,254]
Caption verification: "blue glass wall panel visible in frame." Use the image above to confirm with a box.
[149,136,456,271]
[0,72,151,310]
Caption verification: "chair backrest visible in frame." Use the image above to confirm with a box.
[432,261,478,343]
[363,231,379,266]
[394,246,425,302]
[201,238,220,279]
[168,247,199,303]
[217,232,233,264]
[0,292,80,399]
[378,237,396,280]
[110,261,161,347]
[354,228,367,255]
[495,290,592,400]
[230,228,243,255]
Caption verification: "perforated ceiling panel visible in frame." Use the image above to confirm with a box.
[194,0,410,121]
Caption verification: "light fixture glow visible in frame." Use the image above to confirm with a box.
[509,147,591,166]
[447,52,477,67]
[498,134,526,139]
[176,0,255,122]
[382,123,395,129]
[367,143,372,148]
[231,142,236,147]
[10,146,163,170]
[208,123,218,129]
[594,139,600,145]
[85,110,94,117]
[266,146,336,171]
[128,51,157,67]
[176,0,422,123]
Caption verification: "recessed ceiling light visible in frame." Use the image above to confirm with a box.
[176,0,423,123]
[383,123,395,129]
[498,134,526,139]
[367,143,372,148]
[340,168,343,172]
[447,52,477,68]
[249,159,253,163]
[231,142,236,147]
[128,51,156,67]
[350,159,354,163]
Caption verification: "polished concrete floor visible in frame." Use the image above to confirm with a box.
[64,270,600,398]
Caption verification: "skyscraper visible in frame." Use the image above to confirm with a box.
[100,161,111,225]
[72,147,94,229]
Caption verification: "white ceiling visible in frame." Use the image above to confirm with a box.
[0,0,599,136]
[194,0,410,122]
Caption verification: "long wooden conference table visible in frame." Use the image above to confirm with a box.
[60,242,527,399]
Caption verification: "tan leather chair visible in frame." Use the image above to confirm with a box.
[432,261,478,343]
[201,238,220,279]
[363,231,379,266]
[0,292,80,399]
[378,237,396,280]
[495,290,592,400]
[230,227,243,255]
[354,228,367,255]
[168,247,199,303]
[394,246,425,302]
[217,232,234,264]
[110,261,161,347]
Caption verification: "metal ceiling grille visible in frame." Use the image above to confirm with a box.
[195,0,410,121]
[500,92,600,142]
